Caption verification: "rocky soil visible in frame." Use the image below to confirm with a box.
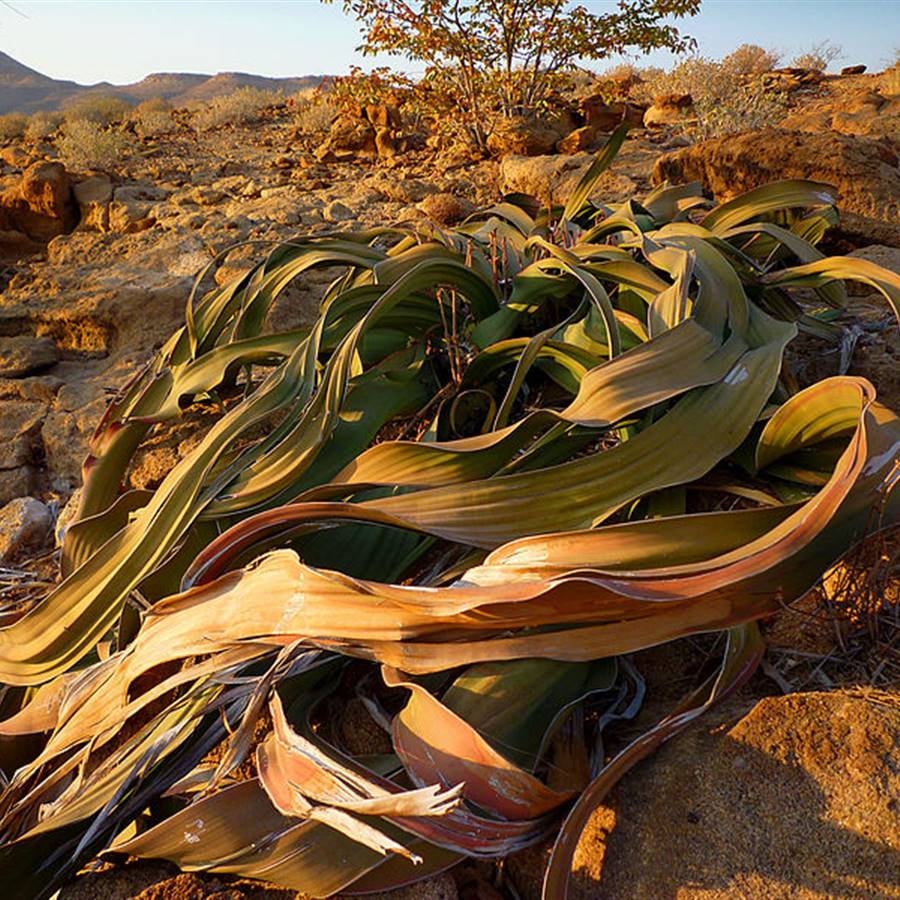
[0,63,898,899]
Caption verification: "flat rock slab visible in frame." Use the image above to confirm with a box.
[0,335,58,378]
[561,690,900,899]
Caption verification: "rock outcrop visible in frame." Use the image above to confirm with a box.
[0,160,77,242]
[653,129,900,247]
[509,691,900,899]
[500,152,636,204]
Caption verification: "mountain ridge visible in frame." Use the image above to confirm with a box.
[0,51,324,114]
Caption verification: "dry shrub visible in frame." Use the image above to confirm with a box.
[57,119,132,170]
[722,43,780,74]
[25,110,63,141]
[791,40,843,72]
[643,56,788,139]
[823,526,899,631]
[0,112,28,141]
[64,93,133,126]
[293,97,333,135]
[192,87,277,130]
[134,97,174,137]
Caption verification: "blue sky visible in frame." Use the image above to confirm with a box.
[2,1,898,85]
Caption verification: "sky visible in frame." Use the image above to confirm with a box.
[1,0,898,85]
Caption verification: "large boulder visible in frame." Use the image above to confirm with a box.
[0,161,78,241]
[509,691,900,898]
[315,115,377,162]
[581,96,644,132]
[653,129,900,247]
[500,153,635,205]
[72,174,114,231]
[487,115,566,157]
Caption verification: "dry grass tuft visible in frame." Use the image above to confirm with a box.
[0,112,28,141]
[63,93,133,126]
[641,56,788,139]
[765,510,899,693]
[192,87,278,131]
[133,97,174,137]
[57,119,133,170]
[24,110,63,141]
[721,43,780,75]
[293,97,333,135]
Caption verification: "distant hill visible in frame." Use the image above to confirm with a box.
[0,51,324,114]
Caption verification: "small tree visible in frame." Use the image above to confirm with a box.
[326,0,701,148]
[722,43,780,75]
[791,40,842,72]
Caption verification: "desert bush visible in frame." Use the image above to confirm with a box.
[24,109,63,141]
[644,56,788,138]
[134,97,174,136]
[63,92,133,125]
[0,112,28,140]
[293,96,333,134]
[722,43,780,74]
[1,127,898,898]
[791,40,843,71]
[328,0,702,149]
[192,86,277,130]
[57,119,132,169]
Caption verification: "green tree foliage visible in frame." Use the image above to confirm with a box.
[326,0,701,146]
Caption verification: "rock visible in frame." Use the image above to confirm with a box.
[0,335,58,378]
[832,96,900,140]
[0,497,52,564]
[487,115,565,157]
[72,174,113,231]
[845,244,900,295]
[500,153,636,205]
[0,161,77,241]
[581,96,644,132]
[374,125,400,159]
[54,487,81,547]
[315,115,376,162]
[644,93,694,128]
[367,175,437,204]
[418,192,474,225]
[652,129,900,247]
[0,396,48,504]
[533,691,900,899]
[0,467,35,507]
[0,146,32,169]
[323,200,353,222]
[760,66,825,90]
[41,381,108,491]
[557,126,603,154]
[0,228,40,259]
[107,184,160,233]
[188,185,228,206]
[847,243,900,276]
[841,64,867,75]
